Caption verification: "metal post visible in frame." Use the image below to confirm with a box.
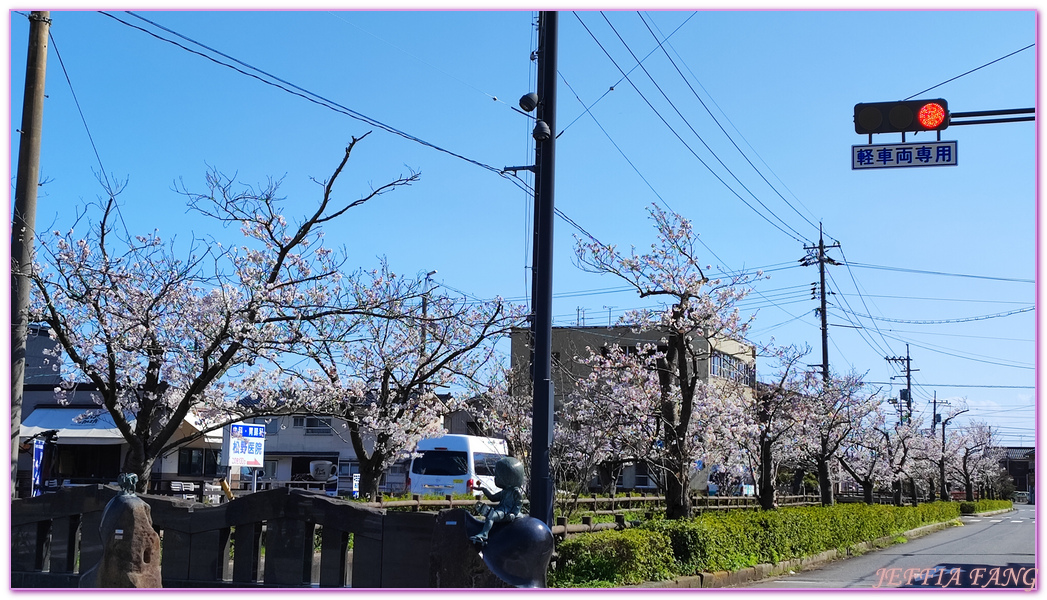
[11,11,50,499]
[529,10,558,527]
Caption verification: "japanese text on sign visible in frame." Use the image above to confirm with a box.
[852,141,957,170]
[225,423,266,467]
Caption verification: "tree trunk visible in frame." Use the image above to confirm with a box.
[790,469,805,495]
[862,480,874,504]
[939,460,949,501]
[121,443,155,494]
[817,458,833,506]
[965,481,974,502]
[758,437,775,510]
[357,457,385,501]
[664,465,691,519]
[910,478,919,507]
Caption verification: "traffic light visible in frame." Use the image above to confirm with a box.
[854,99,949,134]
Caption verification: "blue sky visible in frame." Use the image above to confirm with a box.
[8,9,1037,445]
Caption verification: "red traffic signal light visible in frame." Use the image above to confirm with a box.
[854,99,950,134]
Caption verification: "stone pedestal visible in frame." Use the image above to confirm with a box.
[79,494,162,587]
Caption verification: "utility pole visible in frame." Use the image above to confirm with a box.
[11,11,50,499]
[931,391,939,435]
[801,223,839,382]
[529,10,558,527]
[420,270,436,357]
[886,344,917,425]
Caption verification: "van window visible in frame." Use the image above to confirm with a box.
[411,450,468,476]
[474,452,507,477]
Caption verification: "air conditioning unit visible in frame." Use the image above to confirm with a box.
[309,460,335,481]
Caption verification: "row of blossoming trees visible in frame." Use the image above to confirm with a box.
[27,137,525,498]
[478,204,1008,519]
[27,137,1006,513]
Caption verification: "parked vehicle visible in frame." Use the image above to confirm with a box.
[1014,491,1029,503]
[408,435,508,497]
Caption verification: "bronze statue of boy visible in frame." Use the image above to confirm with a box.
[469,456,525,546]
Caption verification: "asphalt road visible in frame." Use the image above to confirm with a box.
[744,504,1037,589]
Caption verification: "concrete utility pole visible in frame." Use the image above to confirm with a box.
[886,345,917,425]
[801,223,839,382]
[11,10,50,499]
[529,10,558,527]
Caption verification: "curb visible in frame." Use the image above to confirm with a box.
[627,518,964,589]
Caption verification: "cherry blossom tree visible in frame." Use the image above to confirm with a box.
[838,404,904,504]
[794,372,881,505]
[725,344,809,510]
[279,265,524,499]
[574,203,759,519]
[27,136,418,491]
[948,421,1000,501]
[553,343,662,506]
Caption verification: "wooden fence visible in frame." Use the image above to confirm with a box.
[11,485,437,588]
[11,486,821,588]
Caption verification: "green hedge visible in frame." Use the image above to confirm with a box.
[551,502,962,586]
[960,499,1013,514]
[550,529,675,587]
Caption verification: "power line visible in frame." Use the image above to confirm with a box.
[599,11,809,243]
[557,11,697,139]
[837,305,1033,325]
[636,10,820,237]
[879,331,1033,370]
[104,11,614,270]
[905,43,1036,99]
[845,261,1034,284]
[107,11,506,177]
[865,382,1033,389]
[572,11,806,244]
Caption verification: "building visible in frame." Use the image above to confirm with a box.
[508,325,757,493]
[1001,447,1035,495]
[15,326,220,497]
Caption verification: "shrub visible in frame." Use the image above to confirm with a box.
[551,529,675,587]
[552,502,963,587]
[959,501,977,515]
[967,499,1012,514]
[639,502,961,576]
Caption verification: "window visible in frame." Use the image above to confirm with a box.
[410,450,468,476]
[292,415,332,435]
[474,452,507,477]
[710,351,756,387]
[254,417,279,435]
[178,448,219,477]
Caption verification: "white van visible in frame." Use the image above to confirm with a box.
[408,435,509,498]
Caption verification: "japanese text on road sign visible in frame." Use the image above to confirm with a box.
[852,141,957,170]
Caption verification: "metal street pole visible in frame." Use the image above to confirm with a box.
[11,11,50,499]
[529,10,558,527]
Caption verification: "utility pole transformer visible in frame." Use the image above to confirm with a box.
[11,11,50,499]
[886,344,917,425]
[801,223,839,382]
[529,10,558,527]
